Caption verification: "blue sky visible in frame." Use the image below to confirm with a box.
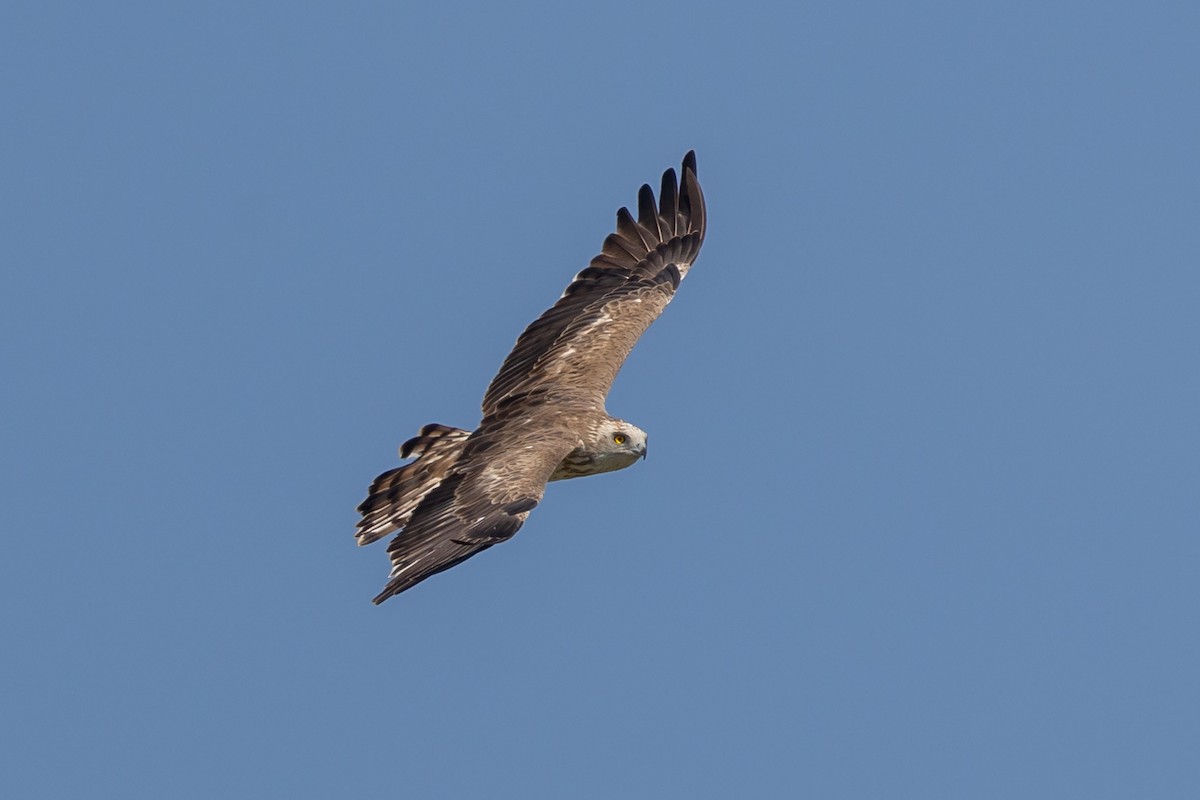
[3,1,1199,797]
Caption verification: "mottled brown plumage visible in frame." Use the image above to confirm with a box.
[356,424,471,546]
[356,152,706,603]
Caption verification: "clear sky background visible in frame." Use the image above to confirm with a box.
[3,2,1198,797]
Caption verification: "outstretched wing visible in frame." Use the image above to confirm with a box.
[371,397,579,603]
[481,152,707,415]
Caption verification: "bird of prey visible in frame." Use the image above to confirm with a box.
[356,152,707,603]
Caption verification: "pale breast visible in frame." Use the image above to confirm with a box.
[550,447,641,481]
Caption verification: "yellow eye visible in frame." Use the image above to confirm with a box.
[612,433,626,445]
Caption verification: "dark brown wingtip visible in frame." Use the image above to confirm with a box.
[680,161,705,243]
[658,167,680,236]
[637,183,659,234]
[682,150,698,178]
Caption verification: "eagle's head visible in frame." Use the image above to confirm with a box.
[552,417,648,481]
[595,418,648,464]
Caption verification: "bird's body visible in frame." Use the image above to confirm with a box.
[357,152,706,603]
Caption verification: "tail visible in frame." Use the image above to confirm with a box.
[355,423,472,546]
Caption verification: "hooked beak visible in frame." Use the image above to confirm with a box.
[635,443,647,460]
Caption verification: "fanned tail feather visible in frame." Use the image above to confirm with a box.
[355,423,471,545]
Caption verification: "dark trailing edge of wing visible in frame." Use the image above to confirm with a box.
[371,473,539,603]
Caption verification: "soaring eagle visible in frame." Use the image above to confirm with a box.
[356,152,707,603]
